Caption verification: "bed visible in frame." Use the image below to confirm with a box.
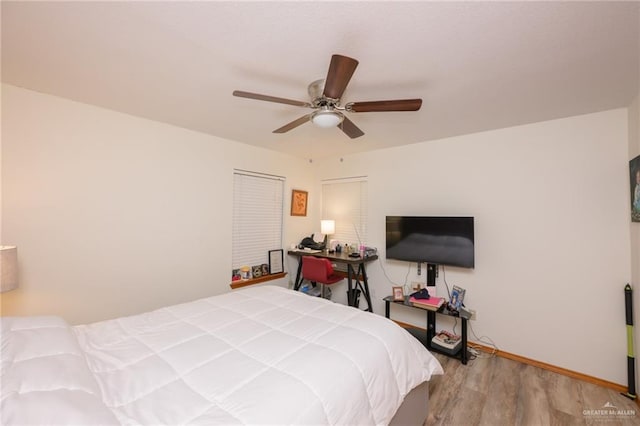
[1,285,443,425]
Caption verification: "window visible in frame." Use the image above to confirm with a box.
[232,170,284,274]
[321,177,368,248]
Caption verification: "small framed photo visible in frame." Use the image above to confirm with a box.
[231,268,241,281]
[392,286,404,301]
[268,249,284,274]
[450,285,466,311]
[291,189,308,216]
[252,265,263,278]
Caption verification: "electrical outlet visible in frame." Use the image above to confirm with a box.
[469,309,477,321]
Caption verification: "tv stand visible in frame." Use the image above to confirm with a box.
[384,296,468,364]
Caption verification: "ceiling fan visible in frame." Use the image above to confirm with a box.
[232,54,422,139]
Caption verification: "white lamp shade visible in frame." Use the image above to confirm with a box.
[311,110,343,128]
[1,246,18,293]
[321,220,335,235]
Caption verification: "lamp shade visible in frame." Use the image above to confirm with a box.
[311,110,343,128]
[321,220,335,235]
[1,246,18,293]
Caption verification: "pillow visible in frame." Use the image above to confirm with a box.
[1,316,118,425]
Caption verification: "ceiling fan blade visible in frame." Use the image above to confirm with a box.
[339,116,365,139]
[323,54,359,100]
[273,114,312,133]
[348,99,422,112]
[233,90,310,107]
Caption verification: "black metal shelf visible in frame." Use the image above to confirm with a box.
[384,296,468,364]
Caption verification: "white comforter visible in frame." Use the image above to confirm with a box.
[2,285,442,425]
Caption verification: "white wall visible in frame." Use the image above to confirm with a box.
[0,84,316,324]
[315,110,631,384]
[630,92,640,371]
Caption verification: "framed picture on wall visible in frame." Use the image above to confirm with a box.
[631,155,640,223]
[291,189,308,216]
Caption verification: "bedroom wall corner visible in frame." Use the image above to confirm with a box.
[0,84,313,324]
[315,109,631,385]
[629,7,640,367]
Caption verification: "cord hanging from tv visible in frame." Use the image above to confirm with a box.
[385,216,475,269]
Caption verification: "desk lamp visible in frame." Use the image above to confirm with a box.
[1,246,18,292]
[320,220,335,252]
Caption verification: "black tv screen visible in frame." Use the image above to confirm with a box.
[386,216,475,268]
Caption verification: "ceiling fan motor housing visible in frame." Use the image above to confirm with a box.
[308,79,340,110]
[308,79,326,101]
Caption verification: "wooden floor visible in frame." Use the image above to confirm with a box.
[426,352,639,426]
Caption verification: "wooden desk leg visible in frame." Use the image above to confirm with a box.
[293,258,304,291]
[359,263,373,312]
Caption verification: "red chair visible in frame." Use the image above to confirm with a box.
[301,256,343,299]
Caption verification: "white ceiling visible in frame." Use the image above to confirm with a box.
[2,1,639,160]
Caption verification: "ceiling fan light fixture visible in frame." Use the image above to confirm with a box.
[311,109,343,128]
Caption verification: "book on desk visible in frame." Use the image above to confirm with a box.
[409,295,445,311]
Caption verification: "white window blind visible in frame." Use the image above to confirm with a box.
[321,177,368,247]
[232,171,284,269]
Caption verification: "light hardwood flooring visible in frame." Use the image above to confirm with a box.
[426,352,639,425]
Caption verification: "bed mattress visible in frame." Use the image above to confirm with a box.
[2,285,442,425]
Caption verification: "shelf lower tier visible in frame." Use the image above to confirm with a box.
[400,324,465,361]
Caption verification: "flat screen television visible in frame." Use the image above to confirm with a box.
[386,216,475,268]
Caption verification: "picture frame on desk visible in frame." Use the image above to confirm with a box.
[268,249,284,274]
[392,286,404,301]
[450,285,466,311]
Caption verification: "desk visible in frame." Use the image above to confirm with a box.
[287,250,378,312]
